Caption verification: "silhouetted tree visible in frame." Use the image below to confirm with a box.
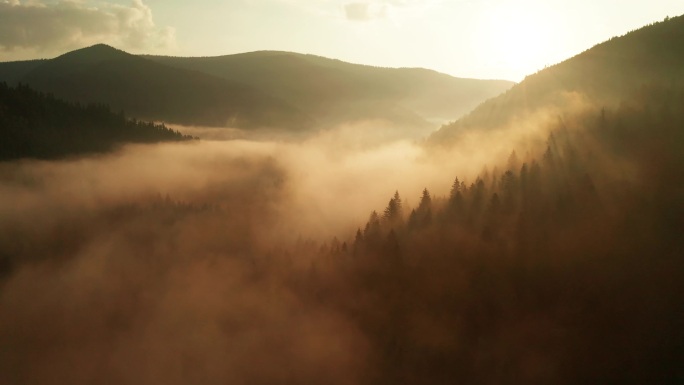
[383,191,403,225]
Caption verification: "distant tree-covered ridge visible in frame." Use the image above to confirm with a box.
[431,13,684,144]
[146,51,514,127]
[0,44,513,133]
[0,82,195,161]
[0,44,315,131]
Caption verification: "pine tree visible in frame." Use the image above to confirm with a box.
[383,191,404,227]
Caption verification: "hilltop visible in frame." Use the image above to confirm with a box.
[0,44,312,130]
[147,51,513,127]
[431,14,684,143]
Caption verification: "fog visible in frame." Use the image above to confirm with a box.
[4,12,684,379]
[0,118,549,384]
[4,98,675,384]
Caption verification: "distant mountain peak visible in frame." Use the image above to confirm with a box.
[54,43,131,64]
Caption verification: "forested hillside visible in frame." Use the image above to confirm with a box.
[309,84,684,383]
[147,51,514,126]
[2,84,682,384]
[0,83,194,160]
[432,14,684,143]
[1,10,683,385]
[0,45,513,133]
[0,45,313,130]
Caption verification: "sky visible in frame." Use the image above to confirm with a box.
[1,0,683,81]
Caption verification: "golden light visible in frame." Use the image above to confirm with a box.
[478,5,553,79]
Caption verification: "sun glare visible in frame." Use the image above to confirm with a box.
[479,6,553,80]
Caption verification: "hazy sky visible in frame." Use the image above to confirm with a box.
[1,0,683,81]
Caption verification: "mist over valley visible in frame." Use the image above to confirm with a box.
[1,8,684,384]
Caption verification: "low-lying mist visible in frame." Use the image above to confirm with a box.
[5,91,681,384]
[0,119,544,384]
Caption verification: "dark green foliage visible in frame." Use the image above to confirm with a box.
[0,82,194,160]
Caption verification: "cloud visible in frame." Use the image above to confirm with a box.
[342,0,439,21]
[344,2,380,21]
[0,107,564,383]
[0,0,175,54]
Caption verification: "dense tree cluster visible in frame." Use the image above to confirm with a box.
[0,82,195,160]
[297,85,684,384]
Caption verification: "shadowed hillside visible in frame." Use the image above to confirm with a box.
[146,51,513,126]
[0,45,313,130]
[431,14,684,143]
[0,82,194,161]
[0,60,44,85]
[1,46,513,134]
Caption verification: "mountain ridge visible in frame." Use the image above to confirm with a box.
[145,50,513,127]
[431,14,684,143]
[0,45,513,133]
[1,44,314,130]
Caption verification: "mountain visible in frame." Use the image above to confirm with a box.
[0,59,45,85]
[145,51,514,127]
[0,82,194,161]
[321,16,684,383]
[0,44,312,130]
[431,14,684,143]
[0,45,512,133]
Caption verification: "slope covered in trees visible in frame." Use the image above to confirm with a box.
[1,14,683,385]
[147,51,514,127]
[0,45,313,130]
[0,46,513,133]
[0,82,194,160]
[308,84,684,383]
[431,14,684,143]
[2,83,681,384]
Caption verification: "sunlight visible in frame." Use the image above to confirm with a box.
[479,6,553,79]
[2,3,684,383]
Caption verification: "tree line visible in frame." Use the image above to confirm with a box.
[0,82,196,161]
